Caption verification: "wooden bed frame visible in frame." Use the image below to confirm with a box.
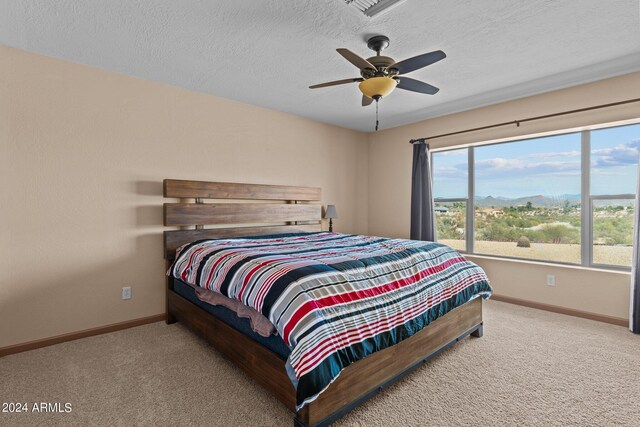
[163,179,484,427]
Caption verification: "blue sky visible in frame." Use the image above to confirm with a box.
[433,123,640,199]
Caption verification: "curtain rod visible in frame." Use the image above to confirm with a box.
[409,97,640,144]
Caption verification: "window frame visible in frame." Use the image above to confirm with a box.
[430,121,638,271]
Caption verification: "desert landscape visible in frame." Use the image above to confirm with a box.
[436,197,634,267]
[440,239,632,266]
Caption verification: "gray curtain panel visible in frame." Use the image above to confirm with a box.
[410,142,437,241]
[632,163,640,334]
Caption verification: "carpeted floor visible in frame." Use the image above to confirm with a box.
[1,300,639,426]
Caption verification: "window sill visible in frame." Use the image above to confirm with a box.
[464,253,631,275]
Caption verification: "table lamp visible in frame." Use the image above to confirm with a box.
[325,205,338,232]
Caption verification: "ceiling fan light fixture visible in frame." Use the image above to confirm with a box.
[359,77,398,99]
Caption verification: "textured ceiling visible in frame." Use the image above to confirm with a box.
[1,0,639,132]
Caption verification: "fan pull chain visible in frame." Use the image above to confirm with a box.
[375,99,379,131]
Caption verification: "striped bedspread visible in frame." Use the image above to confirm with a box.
[170,232,492,408]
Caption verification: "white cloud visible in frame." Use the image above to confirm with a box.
[528,151,580,158]
[438,138,639,180]
[592,139,640,167]
[475,157,524,170]
[474,157,580,176]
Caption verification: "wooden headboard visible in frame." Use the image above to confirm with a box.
[163,179,322,260]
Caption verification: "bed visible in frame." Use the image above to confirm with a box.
[163,179,491,426]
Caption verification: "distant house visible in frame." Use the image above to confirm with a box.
[434,206,449,213]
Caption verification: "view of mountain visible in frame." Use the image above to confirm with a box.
[474,194,580,208]
[473,194,634,208]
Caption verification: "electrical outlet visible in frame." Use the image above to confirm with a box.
[122,286,132,300]
[546,275,556,286]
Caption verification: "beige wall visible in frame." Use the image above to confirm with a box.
[0,46,369,348]
[368,72,640,320]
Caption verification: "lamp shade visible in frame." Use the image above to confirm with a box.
[359,77,398,99]
[324,205,338,219]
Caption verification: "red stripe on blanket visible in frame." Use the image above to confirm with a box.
[282,256,465,344]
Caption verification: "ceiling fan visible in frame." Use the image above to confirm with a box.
[309,35,446,108]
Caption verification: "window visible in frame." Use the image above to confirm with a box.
[433,148,469,252]
[589,125,638,267]
[474,133,581,263]
[592,199,634,267]
[434,200,467,252]
[431,122,639,269]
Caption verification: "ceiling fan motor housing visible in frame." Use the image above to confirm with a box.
[361,36,399,78]
[361,56,397,77]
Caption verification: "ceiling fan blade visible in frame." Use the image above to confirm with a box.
[362,95,373,107]
[337,48,376,70]
[391,50,446,75]
[396,77,440,94]
[309,78,363,89]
